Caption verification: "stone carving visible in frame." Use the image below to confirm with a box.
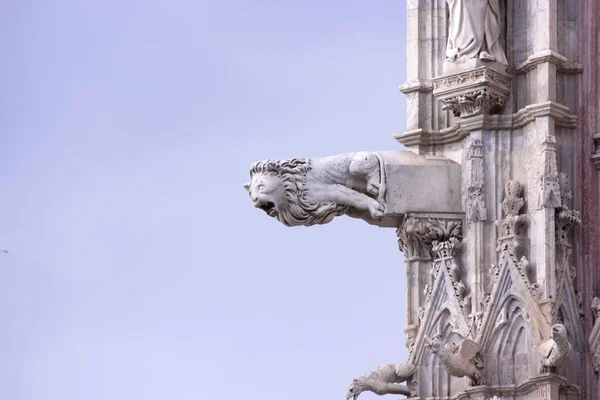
[466,139,487,222]
[538,324,573,373]
[499,180,527,238]
[425,335,484,385]
[397,217,462,260]
[244,152,385,227]
[537,136,561,209]
[441,88,505,117]
[556,173,581,249]
[345,363,417,399]
[445,0,508,65]
[418,306,425,322]
[404,325,419,357]
[431,237,469,311]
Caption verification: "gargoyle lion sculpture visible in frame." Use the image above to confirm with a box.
[425,335,484,386]
[346,363,417,399]
[244,152,386,227]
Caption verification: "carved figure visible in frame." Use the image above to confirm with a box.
[244,152,385,227]
[425,335,484,385]
[445,0,508,65]
[345,363,417,399]
[538,323,573,372]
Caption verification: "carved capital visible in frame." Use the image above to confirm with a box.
[397,216,462,261]
[441,88,506,117]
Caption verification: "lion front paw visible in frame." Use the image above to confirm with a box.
[367,180,380,197]
[368,199,385,218]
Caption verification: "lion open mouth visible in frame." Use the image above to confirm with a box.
[257,201,276,216]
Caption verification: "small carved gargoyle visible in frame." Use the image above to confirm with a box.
[538,323,572,373]
[345,363,416,399]
[425,334,484,386]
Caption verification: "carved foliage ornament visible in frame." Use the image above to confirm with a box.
[397,217,462,260]
[441,88,505,117]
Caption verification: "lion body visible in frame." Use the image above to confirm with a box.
[245,152,385,227]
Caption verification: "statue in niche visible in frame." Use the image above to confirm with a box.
[445,0,508,65]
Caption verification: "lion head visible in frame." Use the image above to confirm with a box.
[244,158,347,227]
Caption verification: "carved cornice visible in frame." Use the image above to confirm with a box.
[394,102,578,148]
[514,50,583,75]
[433,67,511,118]
[433,67,511,95]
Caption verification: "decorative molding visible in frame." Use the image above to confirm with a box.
[466,139,487,222]
[433,67,511,94]
[433,67,511,119]
[514,50,583,75]
[394,102,577,148]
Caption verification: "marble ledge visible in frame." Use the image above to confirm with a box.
[399,79,433,95]
[514,49,583,75]
[394,101,579,148]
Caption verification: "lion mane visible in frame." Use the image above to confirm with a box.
[248,158,347,227]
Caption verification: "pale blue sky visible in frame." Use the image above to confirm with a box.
[1,1,408,399]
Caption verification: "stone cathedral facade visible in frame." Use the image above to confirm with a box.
[244,1,600,399]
